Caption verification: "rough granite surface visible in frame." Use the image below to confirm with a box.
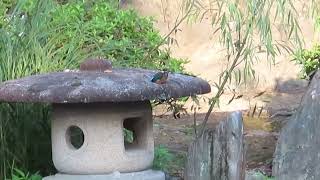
[51,101,154,174]
[43,170,165,180]
[273,71,320,180]
[0,68,211,103]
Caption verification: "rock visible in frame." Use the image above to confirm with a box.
[274,79,308,93]
[79,58,112,72]
[273,71,320,179]
[184,111,246,180]
[43,170,165,180]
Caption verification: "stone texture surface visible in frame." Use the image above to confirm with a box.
[43,170,165,180]
[0,68,210,103]
[52,101,153,174]
[184,111,246,180]
[273,71,320,180]
[79,59,112,72]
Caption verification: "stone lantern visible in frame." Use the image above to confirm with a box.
[0,62,210,180]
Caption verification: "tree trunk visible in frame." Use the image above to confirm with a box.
[184,111,246,180]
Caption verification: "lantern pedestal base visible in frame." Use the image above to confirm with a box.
[43,170,165,180]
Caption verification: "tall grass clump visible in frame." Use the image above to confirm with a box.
[9,168,42,180]
[0,0,186,178]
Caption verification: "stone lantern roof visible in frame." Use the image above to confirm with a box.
[0,68,211,103]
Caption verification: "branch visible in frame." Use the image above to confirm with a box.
[197,30,249,138]
[193,108,197,137]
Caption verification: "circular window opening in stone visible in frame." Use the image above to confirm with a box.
[67,126,84,149]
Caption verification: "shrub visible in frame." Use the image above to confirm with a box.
[153,145,186,176]
[0,0,185,178]
[293,44,320,80]
[153,145,174,171]
[48,0,186,71]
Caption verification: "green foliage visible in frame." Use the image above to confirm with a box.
[123,128,134,143]
[0,0,185,178]
[153,146,186,175]
[0,1,12,28]
[0,103,53,178]
[166,152,186,176]
[293,44,320,80]
[153,145,174,171]
[252,172,275,180]
[47,0,186,71]
[8,168,42,180]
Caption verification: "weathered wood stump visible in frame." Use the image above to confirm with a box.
[185,111,246,180]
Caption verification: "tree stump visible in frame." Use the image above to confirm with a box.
[184,111,246,180]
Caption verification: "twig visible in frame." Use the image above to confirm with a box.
[270,109,296,119]
[197,28,250,138]
[251,103,257,117]
[193,109,197,137]
[258,106,264,118]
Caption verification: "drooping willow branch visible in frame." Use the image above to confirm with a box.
[197,25,250,138]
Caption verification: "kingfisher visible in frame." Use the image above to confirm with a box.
[151,70,169,84]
